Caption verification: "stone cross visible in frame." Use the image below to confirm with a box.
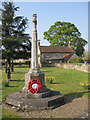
[25,14,46,94]
[29,14,40,73]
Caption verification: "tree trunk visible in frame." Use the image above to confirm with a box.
[7,58,11,68]
[11,59,14,72]
[7,66,11,79]
[5,60,8,73]
[7,58,11,79]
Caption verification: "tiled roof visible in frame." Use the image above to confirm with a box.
[63,54,73,60]
[39,46,74,53]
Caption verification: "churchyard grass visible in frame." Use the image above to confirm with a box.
[42,67,89,98]
[1,65,89,118]
[2,109,22,119]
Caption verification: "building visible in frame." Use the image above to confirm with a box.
[38,41,74,67]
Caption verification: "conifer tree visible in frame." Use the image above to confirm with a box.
[75,39,84,57]
[1,2,31,72]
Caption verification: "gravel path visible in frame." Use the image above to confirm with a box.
[2,96,88,118]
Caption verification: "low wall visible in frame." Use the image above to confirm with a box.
[13,59,31,63]
[54,63,89,73]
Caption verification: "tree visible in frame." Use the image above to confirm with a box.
[1,2,31,72]
[43,21,87,55]
[75,39,84,57]
[81,50,88,61]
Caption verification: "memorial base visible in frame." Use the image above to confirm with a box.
[23,71,49,94]
[5,90,64,110]
[5,68,65,110]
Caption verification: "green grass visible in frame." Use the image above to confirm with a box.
[2,65,29,101]
[1,65,89,118]
[41,67,89,98]
[2,109,22,119]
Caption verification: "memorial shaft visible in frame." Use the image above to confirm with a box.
[31,14,38,69]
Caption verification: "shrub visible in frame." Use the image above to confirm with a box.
[24,60,31,65]
[69,57,84,63]
[80,82,90,90]
[45,77,54,84]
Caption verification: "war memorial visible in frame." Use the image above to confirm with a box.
[5,14,64,110]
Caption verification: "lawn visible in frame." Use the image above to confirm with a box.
[1,65,89,118]
[41,67,88,98]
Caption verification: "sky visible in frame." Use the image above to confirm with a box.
[1,1,88,51]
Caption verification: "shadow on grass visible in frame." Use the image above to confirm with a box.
[48,91,88,109]
[2,85,18,87]
[52,82,64,84]
[10,80,24,82]
[8,85,18,87]
[63,91,89,105]
[11,71,26,74]
[41,70,52,73]
[65,91,89,98]
[14,65,30,68]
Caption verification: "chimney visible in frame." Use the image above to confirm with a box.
[38,40,40,47]
[68,41,71,47]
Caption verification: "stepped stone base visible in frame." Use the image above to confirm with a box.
[5,69,65,110]
[5,90,64,110]
[27,90,51,99]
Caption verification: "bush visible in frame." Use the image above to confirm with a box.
[45,77,54,84]
[69,57,84,63]
[80,82,90,90]
[24,60,31,65]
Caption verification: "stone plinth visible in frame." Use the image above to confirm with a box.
[23,70,52,99]
[27,90,51,99]
[5,90,64,110]
[23,71,49,93]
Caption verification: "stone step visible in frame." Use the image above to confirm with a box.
[5,91,64,110]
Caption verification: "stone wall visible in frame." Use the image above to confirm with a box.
[13,59,31,63]
[43,63,89,73]
[54,63,89,73]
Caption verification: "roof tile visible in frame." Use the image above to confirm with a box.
[63,54,73,60]
[39,46,74,53]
